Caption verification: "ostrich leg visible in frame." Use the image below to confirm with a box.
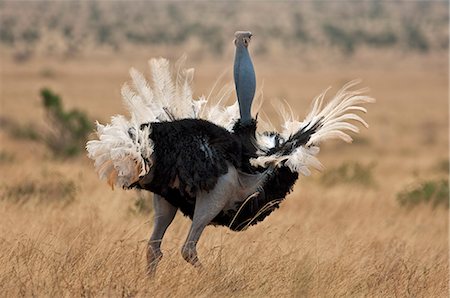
[181,167,238,267]
[147,194,177,275]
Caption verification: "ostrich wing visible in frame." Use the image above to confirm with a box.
[87,58,241,189]
[251,81,375,176]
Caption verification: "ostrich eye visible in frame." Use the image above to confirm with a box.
[243,37,249,46]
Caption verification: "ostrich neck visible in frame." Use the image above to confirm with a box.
[234,46,256,125]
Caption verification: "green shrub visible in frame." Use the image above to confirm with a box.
[0,17,16,45]
[63,24,73,37]
[292,13,311,43]
[355,30,398,47]
[404,24,429,53]
[40,88,93,157]
[40,67,56,78]
[11,123,40,140]
[199,26,224,56]
[397,179,449,209]
[129,190,153,215]
[13,48,33,63]
[21,28,40,44]
[97,24,112,44]
[0,116,40,141]
[323,24,398,55]
[322,23,355,55]
[368,0,384,19]
[0,151,15,163]
[434,159,449,174]
[321,161,376,187]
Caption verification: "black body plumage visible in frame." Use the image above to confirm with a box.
[133,117,319,231]
[138,119,241,195]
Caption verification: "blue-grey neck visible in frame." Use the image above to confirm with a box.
[234,44,256,125]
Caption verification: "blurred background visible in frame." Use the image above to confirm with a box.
[1,1,448,59]
[0,1,448,296]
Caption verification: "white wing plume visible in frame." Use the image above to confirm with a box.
[86,57,240,189]
[251,80,375,175]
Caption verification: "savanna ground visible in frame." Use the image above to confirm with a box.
[0,1,449,297]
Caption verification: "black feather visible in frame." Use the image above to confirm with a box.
[232,119,258,173]
[138,118,242,197]
[270,118,323,156]
[132,117,320,231]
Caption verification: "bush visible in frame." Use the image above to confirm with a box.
[129,190,153,215]
[21,28,40,44]
[355,30,398,47]
[39,67,56,78]
[322,23,355,55]
[397,179,449,209]
[434,159,449,174]
[292,13,311,43]
[323,24,398,55]
[40,88,93,157]
[0,116,40,141]
[321,161,376,187]
[0,17,15,45]
[13,48,33,63]
[0,151,15,163]
[97,24,112,45]
[404,24,429,53]
[10,123,40,140]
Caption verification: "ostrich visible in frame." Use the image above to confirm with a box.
[86,31,374,274]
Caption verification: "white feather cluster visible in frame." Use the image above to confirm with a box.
[305,80,375,145]
[121,56,240,126]
[251,80,374,176]
[86,116,152,188]
[86,57,240,188]
[251,146,322,176]
[254,133,281,153]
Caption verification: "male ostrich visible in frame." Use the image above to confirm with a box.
[87,31,374,274]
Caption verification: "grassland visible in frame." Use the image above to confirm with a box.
[0,1,449,297]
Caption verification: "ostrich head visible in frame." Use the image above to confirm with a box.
[234,31,256,125]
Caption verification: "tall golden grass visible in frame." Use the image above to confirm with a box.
[0,43,448,296]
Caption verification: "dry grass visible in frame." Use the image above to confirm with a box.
[0,39,448,296]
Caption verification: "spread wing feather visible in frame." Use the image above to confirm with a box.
[87,58,240,188]
[251,80,375,175]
